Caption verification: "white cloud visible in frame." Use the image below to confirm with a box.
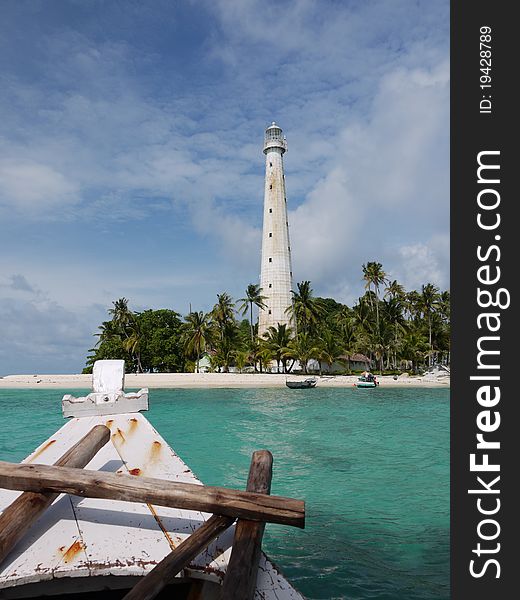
[0,160,78,212]
[2,274,36,293]
[396,242,445,291]
[287,58,449,296]
[0,274,102,374]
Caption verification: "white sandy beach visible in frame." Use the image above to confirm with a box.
[0,372,449,389]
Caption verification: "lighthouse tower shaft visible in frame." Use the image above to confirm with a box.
[258,123,294,338]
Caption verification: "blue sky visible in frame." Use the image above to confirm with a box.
[0,0,449,374]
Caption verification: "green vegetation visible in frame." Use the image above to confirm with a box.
[84,263,450,375]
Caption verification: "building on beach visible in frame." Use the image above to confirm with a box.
[258,122,294,338]
[304,354,373,374]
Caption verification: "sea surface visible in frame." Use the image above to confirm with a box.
[0,387,449,600]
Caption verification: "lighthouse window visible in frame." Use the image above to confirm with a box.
[270,162,272,167]
[269,184,272,190]
[269,232,272,237]
[268,310,272,314]
[269,258,272,262]
[269,208,272,213]
[269,284,272,288]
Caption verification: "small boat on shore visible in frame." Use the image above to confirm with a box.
[0,360,305,600]
[355,372,379,388]
[286,377,318,389]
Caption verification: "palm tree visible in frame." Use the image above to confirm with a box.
[338,319,358,373]
[437,290,451,365]
[246,339,261,373]
[211,293,236,340]
[258,347,274,373]
[123,317,144,373]
[367,319,393,374]
[362,262,388,336]
[385,280,406,301]
[382,297,406,369]
[212,335,236,373]
[263,323,293,373]
[238,284,267,341]
[235,350,250,374]
[286,281,323,335]
[95,319,120,346]
[420,283,440,367]
[334,305,352,330]
[183,311,213,373]
[284,333,321,375]
[108,297,133,337]
[405,290,422,322]
[353,296,372,329]
[318,330,344,374]
[438,290,451,323]
[430,312,450,366]
[401,330,430,372]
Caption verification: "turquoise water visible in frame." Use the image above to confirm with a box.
[0,387,449,600]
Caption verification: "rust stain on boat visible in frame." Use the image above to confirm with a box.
[105,419,114,427]
[27,440,56,463]
[89,558,158,571]
[61,540,85,563]
[112,428,126,443]
[200,563,226,579]
[150,441,162,461]
[128,417,139,434]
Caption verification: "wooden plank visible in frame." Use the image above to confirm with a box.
[0,425,110,566]
[0,462,305,528]
[122,514,234,600]
[220,450,273,600]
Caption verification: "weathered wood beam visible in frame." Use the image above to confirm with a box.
[121,451,277,600]
[0,425,110,565]
[220,450,273,600]
[122,514,234,600]
[0,462,305,528]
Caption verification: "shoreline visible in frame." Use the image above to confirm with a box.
[0,372,450,389]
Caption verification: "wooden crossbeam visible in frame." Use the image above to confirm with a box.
[121,450,275,600]
[122,513,234,600]
[0,461,305,528]
[220,450,273,600]
[0,425,110,565]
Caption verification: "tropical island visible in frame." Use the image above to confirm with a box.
[82,262,450,378]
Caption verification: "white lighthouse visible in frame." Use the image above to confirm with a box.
[258,122,294,338]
